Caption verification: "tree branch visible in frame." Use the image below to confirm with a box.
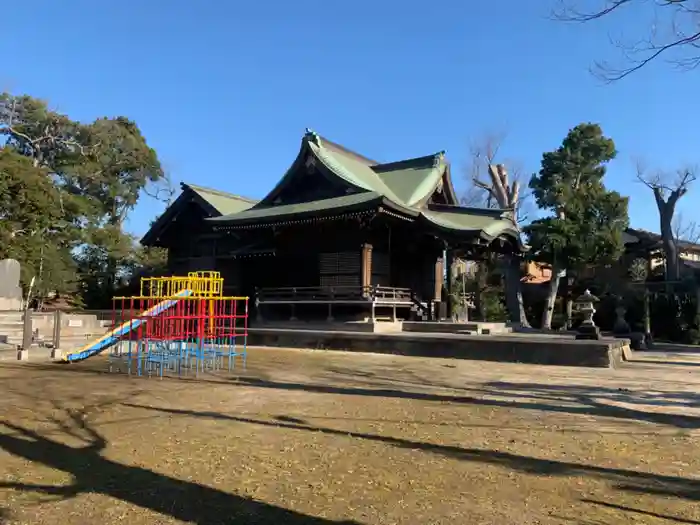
[552,0,700,81]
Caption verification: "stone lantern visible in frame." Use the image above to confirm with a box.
[574,289,600,340]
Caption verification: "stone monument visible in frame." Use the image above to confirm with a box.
[0,259,22,311]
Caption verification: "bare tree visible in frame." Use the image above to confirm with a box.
[552,0,700,81]
[673,211,700,245]
[636,161,696,280]
[462,131,531,326]
[463,131,532,223]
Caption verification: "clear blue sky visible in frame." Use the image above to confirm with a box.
[5,0,700,237]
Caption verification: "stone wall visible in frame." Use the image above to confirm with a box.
[31,311,111,337]
[0,310,113,347]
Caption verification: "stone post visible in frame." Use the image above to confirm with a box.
[18,310,32,360]
[51,310,63,359]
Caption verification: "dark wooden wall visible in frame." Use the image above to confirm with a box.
[162,212,445,304]
[161,202,217,274]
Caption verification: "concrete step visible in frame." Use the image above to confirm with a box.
[401,321,513,335]
[0,312,24,322]
[3,333,105,346]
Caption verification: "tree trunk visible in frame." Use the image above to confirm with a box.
[561,274,574,330]
[660,205,679,280]
[656,188,682,281]
[643,287,652,346]
[541,264,562,329]
[503,255,530,327]
[694,285,700,331]
[475,262,487,320]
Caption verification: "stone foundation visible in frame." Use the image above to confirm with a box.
[247,328,631,368]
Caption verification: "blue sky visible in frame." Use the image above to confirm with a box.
[5,0,700,238]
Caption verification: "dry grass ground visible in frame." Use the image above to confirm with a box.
[1,347,700,524]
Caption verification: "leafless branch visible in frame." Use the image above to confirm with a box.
[551,0,700,81]
[463,130,533,224]
[143,170,176,206]
[552,0,635,21]
[635,159,696,202]
[673,211,700,243]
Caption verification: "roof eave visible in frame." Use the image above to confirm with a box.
[256,138,313,206]
[479,227,528,253]
[441,163,459,206]
[378,196,421,218]
[140,188,195,246]
[208,194,388,229]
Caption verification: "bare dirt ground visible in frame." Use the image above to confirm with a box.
[1,347,700,525]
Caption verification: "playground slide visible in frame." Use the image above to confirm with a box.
[61,289,193,363]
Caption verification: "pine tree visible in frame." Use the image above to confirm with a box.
[524,123,629,329]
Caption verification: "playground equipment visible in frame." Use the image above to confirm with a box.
[62,271,249,378]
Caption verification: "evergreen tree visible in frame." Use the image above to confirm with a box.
[0,92,165,307]
[524,123,629,329]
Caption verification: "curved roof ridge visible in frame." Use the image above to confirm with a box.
[182,182,258,204]
[307,139,406,205]
[306,129,379,165]
[371,152,447,208]
[371,151,445,172]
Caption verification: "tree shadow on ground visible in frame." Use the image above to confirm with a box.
[123,403,700,504]
[481,381,700,428]
[234,375,700,429]
[0,405,361,524]
[580,499,700,524]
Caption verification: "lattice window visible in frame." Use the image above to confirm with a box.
[320,274,361,287]
[319,252,361,289]
[319,252,361,275]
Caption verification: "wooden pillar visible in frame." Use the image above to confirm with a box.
[445,249,454,320]
[434,256,444,302]
[361,244,373,292]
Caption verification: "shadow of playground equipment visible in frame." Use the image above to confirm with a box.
[123,403,700,505]
[0,409,361,525]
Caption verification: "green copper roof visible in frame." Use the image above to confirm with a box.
[421,208,519,240]
[307,141,405,204]
[185,183,257,215]
[209,130,522,246]
[307,133,448,208]
[210,192,383,225]
[141,183,258,246]
[372,154,446,207]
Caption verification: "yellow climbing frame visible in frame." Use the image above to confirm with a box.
[139,271,224,299]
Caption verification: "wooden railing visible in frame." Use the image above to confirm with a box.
[255,285,414,304]
[373,286,413,303]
